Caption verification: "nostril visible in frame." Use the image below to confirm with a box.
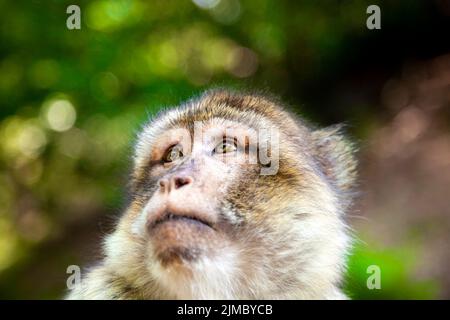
[173,176,193,189]
[158,179,169,192]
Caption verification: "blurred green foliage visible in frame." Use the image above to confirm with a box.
[0,0,446,298]
[345,241,438,299]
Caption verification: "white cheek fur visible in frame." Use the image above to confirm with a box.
[130,199,161,238]
[131,209,147,237]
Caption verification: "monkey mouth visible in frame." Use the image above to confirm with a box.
[147,211,219,266]
[148,211,214,231]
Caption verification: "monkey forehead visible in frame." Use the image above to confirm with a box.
[149,89,307,131]
[155,105,273,134]
[138,92,305,143]
[133,90,311,165]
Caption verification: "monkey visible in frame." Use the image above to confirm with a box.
[66,89,358,300]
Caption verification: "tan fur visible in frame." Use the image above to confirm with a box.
[66,89,357,300]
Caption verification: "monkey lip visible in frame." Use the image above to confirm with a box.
[147,211,219,266]
[148,211,214,231]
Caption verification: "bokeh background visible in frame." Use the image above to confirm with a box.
[0,0,449,299]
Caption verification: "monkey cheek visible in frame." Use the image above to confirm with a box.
[148,219,224,267]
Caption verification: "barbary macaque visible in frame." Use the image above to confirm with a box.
[66,89,357,299]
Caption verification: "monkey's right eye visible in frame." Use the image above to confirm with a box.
[162,144,183,163]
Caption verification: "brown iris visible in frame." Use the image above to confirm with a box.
[213,138,237,154]
[163,144,183,163]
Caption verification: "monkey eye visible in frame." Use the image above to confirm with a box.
[163,144,183,163]
[213,138,237,154]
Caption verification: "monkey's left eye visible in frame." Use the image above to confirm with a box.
[163,144,183,163]
[213,139,237,154]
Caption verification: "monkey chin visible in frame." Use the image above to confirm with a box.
[148,216,224,268]
[146,217,239,299]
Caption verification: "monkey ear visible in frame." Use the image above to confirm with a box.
[311,125,358,204]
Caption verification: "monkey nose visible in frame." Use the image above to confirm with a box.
[172,175,193,189]
[159,179,170,192]
[158,175,193,193]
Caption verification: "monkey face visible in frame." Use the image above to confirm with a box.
[129,120,262,267]
[102,90,355,299]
